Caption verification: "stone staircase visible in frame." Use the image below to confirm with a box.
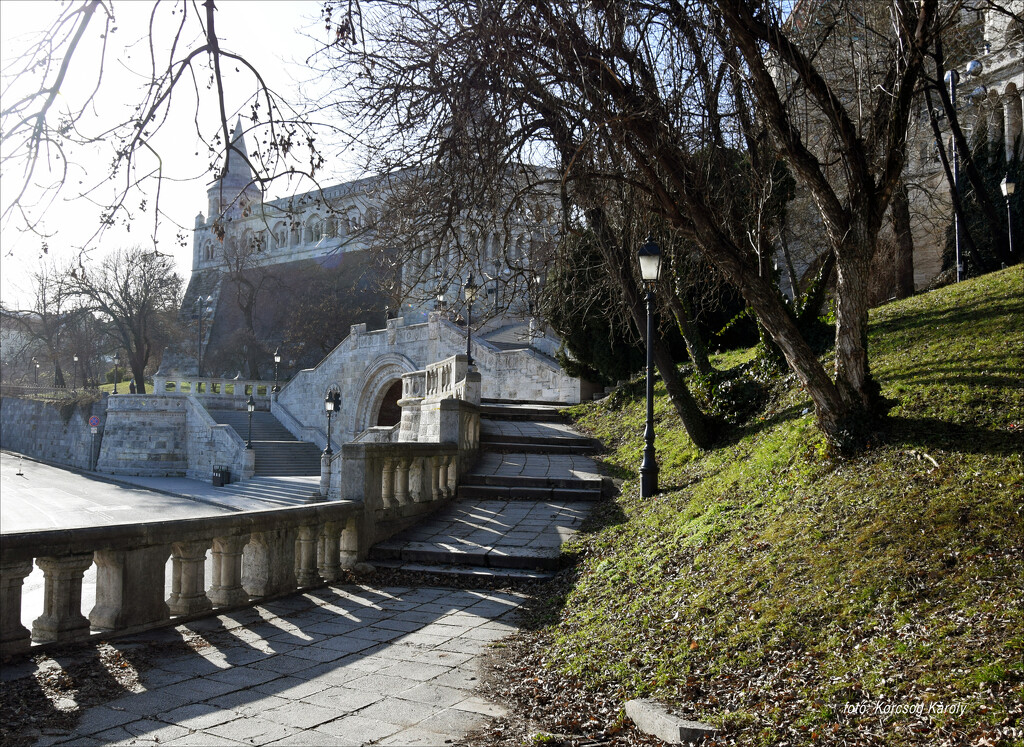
[213,475,322,506]
[369,401,603,581]
[208,409,323,477]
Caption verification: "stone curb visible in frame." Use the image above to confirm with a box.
[624,699,717,745]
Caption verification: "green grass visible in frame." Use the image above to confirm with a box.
[540,268,1023,746]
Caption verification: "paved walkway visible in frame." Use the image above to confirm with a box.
[13,585,522,747]
[466,453,600,483]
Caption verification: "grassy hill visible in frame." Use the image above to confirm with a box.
[485,268,1023,746]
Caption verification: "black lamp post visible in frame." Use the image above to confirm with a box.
[638,236,662,498]
[113,352,121,394]
[246,394,255,449]
[73,354,79,391]
[272,347,282,393]
[464,274,478,366]
[324,390,340,456]
[1002,173,1016,259]
[31,357,39,385]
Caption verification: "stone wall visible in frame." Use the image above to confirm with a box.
[0,396,106,470]
[96,395,189,476]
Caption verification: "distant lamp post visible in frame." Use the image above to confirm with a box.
[323,390,340,456]
[638,236,662,499]
[193,294,214,376]
[73,354,79,391]
[272,347,282,393]
[946,59,983,282]
[464,274,479,366]
[31,356,39,385]
[113,352,121,394]
[246,394,255,449]
[1002,173,1016,259]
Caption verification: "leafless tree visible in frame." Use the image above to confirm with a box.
[0,0,326,253]
[66,246,183,393]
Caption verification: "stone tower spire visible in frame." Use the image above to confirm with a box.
[207,116,261,219]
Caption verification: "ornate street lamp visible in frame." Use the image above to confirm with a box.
[32,356,39,385]
[113,352,121,394]
[272,347,282,393]
[1002,173,1016,259]
[323,390,340,456]
[464,274,479,367]
[638,236,662,498]
[73,354,79,391]
[246,394,255,449]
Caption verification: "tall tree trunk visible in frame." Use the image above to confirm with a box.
[666,293,716,377]
[890,182,915,299]
[832,215,879,417]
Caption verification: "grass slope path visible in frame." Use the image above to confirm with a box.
[471,268,1023,747]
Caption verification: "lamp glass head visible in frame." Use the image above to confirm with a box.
[247,394,255,412]
[324,392,335,412]
[638,236,662,282]
[464,274,478,302]
[274,347,281,363]
[1002,174,1016,196]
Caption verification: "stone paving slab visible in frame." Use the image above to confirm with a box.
[24,585,524,747]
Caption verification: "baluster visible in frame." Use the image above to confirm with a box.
[91,545,171,631]
[32,553,94,643]
[167,541,212,616]
[318,522,343,582]
[295,524,321,587]
[409,457,424,502]
[395,458,410,506]
[434,454,446,502]
[1,560,35,656]
[243,528,298,598]
[340,515,360,568]
[446,454,458,497]
[209,535,249,606]
[380,458,395,508]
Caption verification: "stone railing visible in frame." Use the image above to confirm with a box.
[183,396,255,483]
[0,501,362,657]
[153,374,274,410]
[332,442,461,546]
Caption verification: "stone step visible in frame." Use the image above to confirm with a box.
[457,484,600,501]
[370,559,555,582]
[479,404,566,422]
[217,481,320,502]
[459,473,602,491]
[368,539,563,571]
[478,439,599,455]
[479,432,598,448]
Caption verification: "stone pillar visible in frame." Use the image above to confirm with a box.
[318,522,343,582]
[209,535,249,606]
[409,457,425,502]
[167,541,212,616]
[380,458,395,509]
[295,524,321,587]
[242,528,298,597]
[395,458,410,506]
[32,554,94,643]
[90,545,171,631]
[1,560,34,656]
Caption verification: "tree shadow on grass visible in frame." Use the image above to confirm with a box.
[882,415,1023,457]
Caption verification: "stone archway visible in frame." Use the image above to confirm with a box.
[375,380,404,426]
[351,353,418,437]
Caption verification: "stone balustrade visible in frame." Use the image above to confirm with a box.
[0,501,363,657]
[153,374,274,410]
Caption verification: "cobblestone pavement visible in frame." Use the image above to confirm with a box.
[22,585,523,747]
